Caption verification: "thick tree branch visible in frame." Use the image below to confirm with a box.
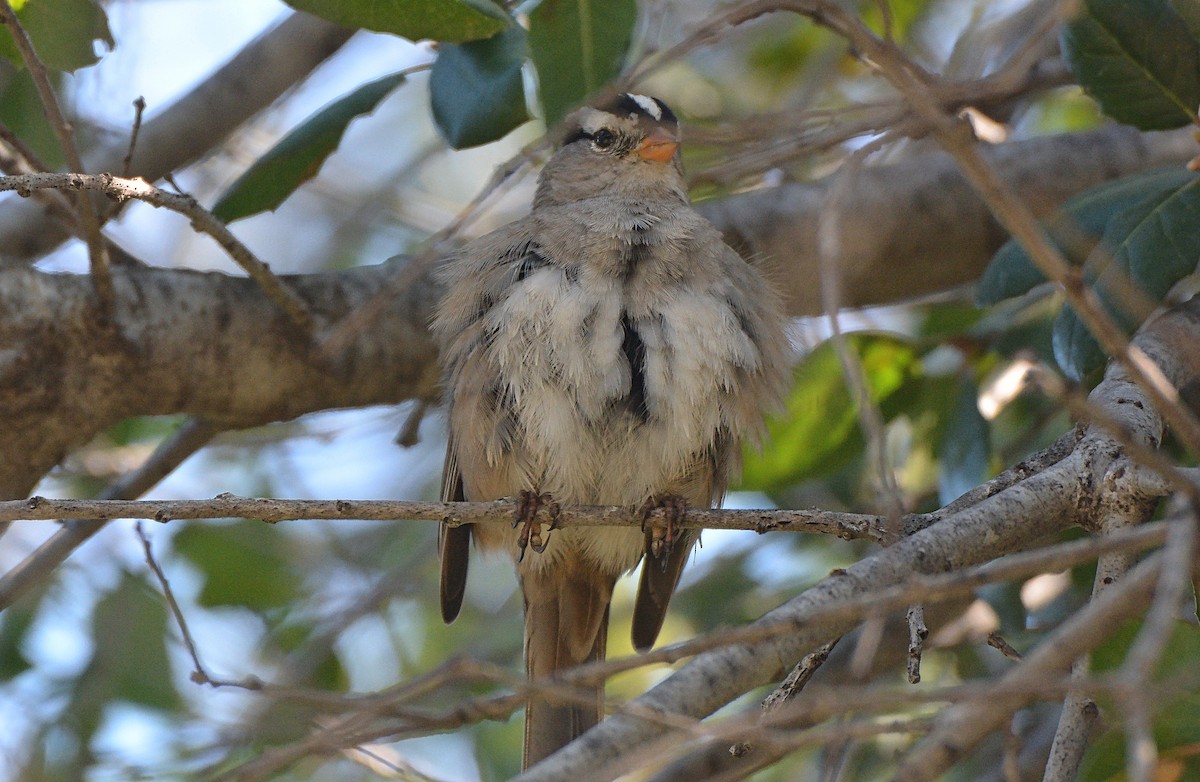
[698,125,1194,314]
[0,125,1190,499]
[0,260,438,497]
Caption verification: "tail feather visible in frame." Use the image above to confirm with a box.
[521,563,615,769]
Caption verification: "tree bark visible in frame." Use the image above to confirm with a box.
[0,124,1193,498]
[0,260,438,496]
[699,125,1195,314]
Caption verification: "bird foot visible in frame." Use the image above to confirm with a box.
[514,490,559,561]
[640,494,686,566]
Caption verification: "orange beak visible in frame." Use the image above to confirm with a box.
[636,127,679,163]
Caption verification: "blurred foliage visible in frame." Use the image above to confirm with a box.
[213,72,410,222]
[0,0,112,73]
[1062,0,1200,130]
[0,0,1197,780]
[981,166,1200,379]
[980,0,1200,379]
[430,24,530,149]
[527,0,639,125]
[282,0,509,43]
[0,66,61,167]
[173,520,301,612]
[1081,621,1200,780]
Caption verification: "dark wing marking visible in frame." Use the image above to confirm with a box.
[439,442,470,623]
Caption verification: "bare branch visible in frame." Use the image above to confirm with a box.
[906,605,928,684]
[894,553,1162,782]
[0,418,216,610]
[134,521,212,684]
[4,496,891,540]
[0,0,111,308]
[0,172,315,333]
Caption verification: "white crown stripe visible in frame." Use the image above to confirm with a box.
[626,94,662,120]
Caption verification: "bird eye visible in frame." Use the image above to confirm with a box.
[591,129,615,149]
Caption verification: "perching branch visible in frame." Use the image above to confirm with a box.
[3,496,892,540]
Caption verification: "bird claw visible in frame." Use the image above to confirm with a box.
[515,490,557,560]
[640,494,685,567]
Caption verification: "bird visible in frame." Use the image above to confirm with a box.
[432,93,790,769]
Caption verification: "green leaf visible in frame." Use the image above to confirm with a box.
[740,335,919,491]
[0,597,36,679]
[0,69,60,167]
[528,0,638,125]
[430,25,529,149]
[978,167,1196,305]
[173,520,300,612]
[937,379,990,505]
[0,0,113,73]
[1061,0,1200,130]
[1081,620,1200,780]
[1105,173,1200,302]
[1051,171,1200,380]
[281,0,508,43]
[1174,0,1200,40]
[213,72,407,223]
[1052,304,1108,381]
[69,573,181,748]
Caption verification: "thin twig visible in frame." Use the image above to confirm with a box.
[817,136,906,532]
[0,418,217,611]
[848,610,887,680]
[906,605,928,683]
[1119,510,1200,782]
[0,0,113,311]
[0,172,315,334]
[1003,716,1024,782]
[732,637,841,757]
[4,496,892,539]
[122,96,147,178]
[134,522,212,684]
[987,633,1023,661]
[1043,497,1148,781]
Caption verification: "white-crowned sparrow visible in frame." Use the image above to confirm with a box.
[433,93,789,768]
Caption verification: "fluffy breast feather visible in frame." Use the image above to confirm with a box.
[433,213,788,575]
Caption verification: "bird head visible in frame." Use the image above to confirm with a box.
[535,93,686,207]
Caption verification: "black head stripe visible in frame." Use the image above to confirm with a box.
[651,97,677,124]
[562,126,590,147]
[616,93,651,118]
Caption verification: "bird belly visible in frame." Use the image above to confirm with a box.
[474,265,736,574]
